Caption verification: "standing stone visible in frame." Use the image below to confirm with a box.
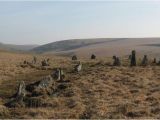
[54,68,65,81]
[116,57,121,66]
[72,55,77,60]
[24,60,27,64]
[113,56,117,66]
[157,59,160,65]
[75,62,82,72]
[33,56,37,64]
[141,55,148,66]
[59,69,65,80]
[91,54,96,59]
[153,58,157,64]
[112,55,116,66]
[41,59,49,66]
[113,56,121,66]
[130,50,136,66]
[16,81,26,101]
[38,75,53,89]
[5,81,26,107]
[41,60,45,66]
[55,68,60,80]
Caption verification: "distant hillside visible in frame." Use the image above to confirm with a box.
[31,38,127,53]
[31,38,160,58]
[0,42,38,52]
[143,44,160,47]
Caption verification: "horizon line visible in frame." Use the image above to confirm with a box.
[1,37,160,45]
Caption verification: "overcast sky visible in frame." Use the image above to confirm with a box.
[0,1,160,45]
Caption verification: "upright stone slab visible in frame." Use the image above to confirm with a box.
[157,60,160,65]
[24,60,27,64]
[141,55,148,66]
[153,58,157,64]
[38,75,53,89]
[116,57,121,66]
[59,68,65,80]
[113,56,121,66]
[72,55,77,60]
[16,81,26,101]
[91,54,96,59]
[5,82,26,107]
[55,68,61,80]
[41,59,49,66]
[75,62,82,72]
[54,68,65,81]
[113,56,117,66]
[33,56,37,64]
[130,50,136,66]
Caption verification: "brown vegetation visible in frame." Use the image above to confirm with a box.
[0,50,160,119]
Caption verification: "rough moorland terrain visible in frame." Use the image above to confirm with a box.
[31,38,160,58]
[0,50,160,119]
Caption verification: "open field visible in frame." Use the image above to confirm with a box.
[0,50,160,119]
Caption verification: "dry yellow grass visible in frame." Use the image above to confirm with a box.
[0,51,160,119]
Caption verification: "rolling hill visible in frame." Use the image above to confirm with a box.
[31,38,160,58]
[31,38,117,53]
[0,42,38,52]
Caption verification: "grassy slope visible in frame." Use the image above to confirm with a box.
[31,38,160,58]
[0,42,38,51]
[0,51,160,119]
[31,38,115,53]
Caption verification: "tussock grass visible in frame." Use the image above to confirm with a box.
[0,51,160,119]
